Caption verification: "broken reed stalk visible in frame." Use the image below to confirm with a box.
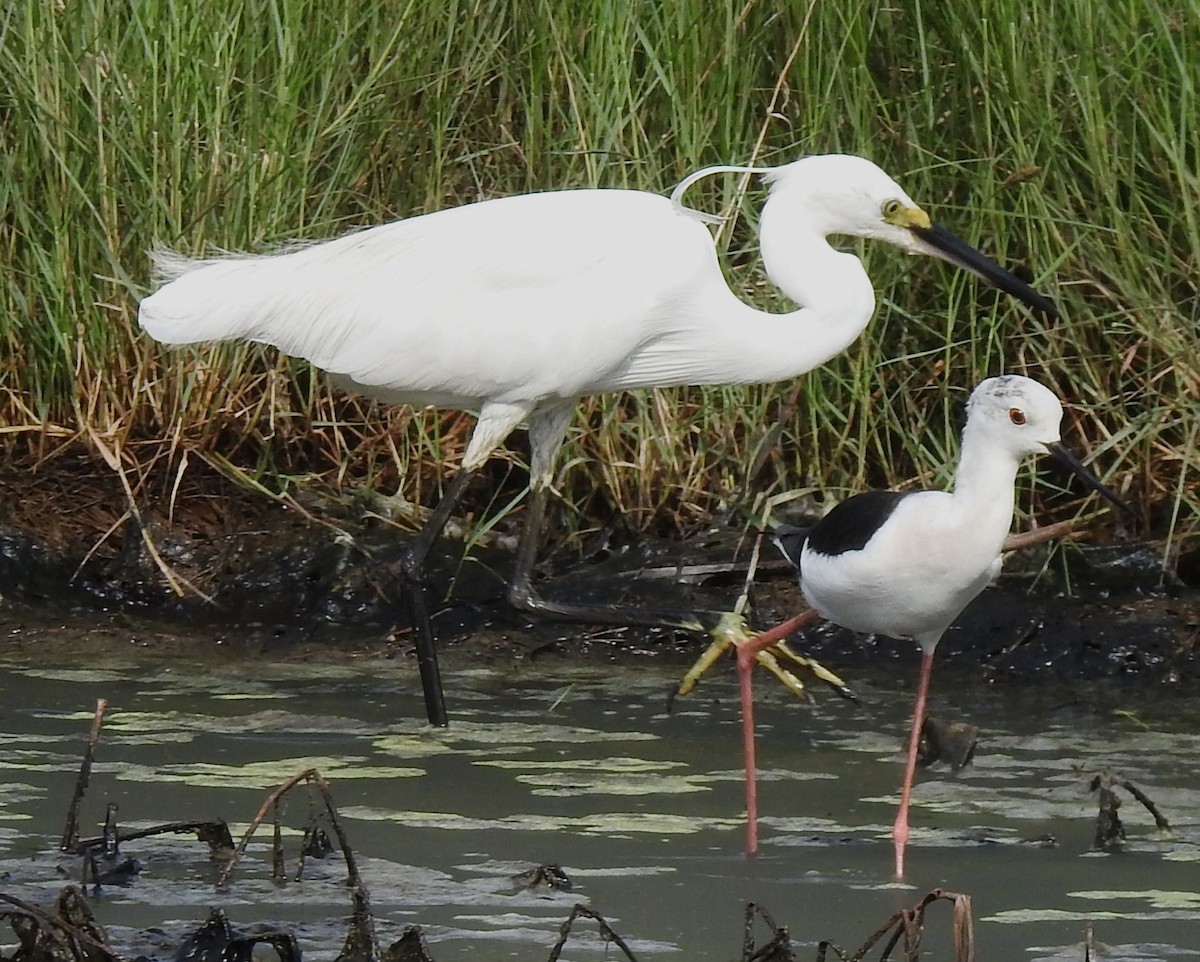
[740,902,792,962]
[219,768,362,888]
[335,883,380,962]
[59,699,108,853]
[1090,770,1171,851]
[1118,779,1172,831]
[546,905,640,962]
[221,770,382,962]
[817,889,974,962]
[0,890,123,962]
[272,801,285,879]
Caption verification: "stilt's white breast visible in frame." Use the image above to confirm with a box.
[799,490,1007,647]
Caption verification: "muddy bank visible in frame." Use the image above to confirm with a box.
[1,474,1195,690]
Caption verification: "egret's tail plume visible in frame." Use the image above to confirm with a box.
[147,247,213,287]
[139,248,273,346]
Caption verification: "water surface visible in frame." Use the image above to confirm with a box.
[1,645,1197,960]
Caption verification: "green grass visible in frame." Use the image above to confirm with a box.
[1,0,1197,570]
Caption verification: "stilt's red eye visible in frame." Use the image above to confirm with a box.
[1009,408,1026,425]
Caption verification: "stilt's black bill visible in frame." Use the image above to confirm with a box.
[910,222,1059,319]
[1046,442,1134,516]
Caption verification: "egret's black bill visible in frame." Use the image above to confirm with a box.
[1046,442,1134,516]
[910,222,1059,319]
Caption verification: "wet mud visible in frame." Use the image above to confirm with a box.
[1,480,1197,690]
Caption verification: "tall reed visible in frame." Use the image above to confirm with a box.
[1,0,1196,564]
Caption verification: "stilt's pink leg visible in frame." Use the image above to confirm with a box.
[738,609,822,660]
[732,608,822,856]
[736,643,760,854]
[893,648,935,879]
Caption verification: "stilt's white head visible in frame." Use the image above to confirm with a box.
[966,375,1130,514]
[965,375,1065,459]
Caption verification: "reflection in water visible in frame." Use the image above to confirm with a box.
[0,653,1197,960]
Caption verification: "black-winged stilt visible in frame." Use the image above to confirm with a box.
[687,375,1129,875]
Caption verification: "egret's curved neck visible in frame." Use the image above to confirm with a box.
[612,196,881,390]
[756,198,877,364]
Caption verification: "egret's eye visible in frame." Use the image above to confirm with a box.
[882,198,904,219]
[1009,408,1027,425]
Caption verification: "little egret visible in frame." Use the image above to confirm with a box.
[139,155,1059,728]
[704,375,1129,874]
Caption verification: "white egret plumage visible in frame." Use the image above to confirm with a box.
[139,155,1058,728]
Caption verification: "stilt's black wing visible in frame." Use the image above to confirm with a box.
[806,489,910,557]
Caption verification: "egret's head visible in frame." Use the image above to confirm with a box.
[763,154,927,242]
[763,154,1059,318]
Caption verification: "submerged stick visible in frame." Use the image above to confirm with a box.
[74,819,235,859]
[1089,770,1170,850]
[221,770,380,962]
[0,890,123,962]
[740,902,790,962]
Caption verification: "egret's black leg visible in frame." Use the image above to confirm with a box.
[506,482,551,612]
[506,484,724,633]
[400,469,477,727]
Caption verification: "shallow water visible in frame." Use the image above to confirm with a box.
[1,645,1198,961]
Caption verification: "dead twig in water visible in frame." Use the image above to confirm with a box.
[742,902,794,961]
[220,767,362,887]
[379,925,435,962]
[0,887,125,962]
[59,699,107,853]
[220,768,379,962]
[1090,769,1171,851]
[545,905,640,962]
[334,882,379,962]
[817,888,975,962]
[175,907,302,962]
[73,819,234,859]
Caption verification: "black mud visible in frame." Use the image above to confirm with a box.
[1,483,1196,691]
